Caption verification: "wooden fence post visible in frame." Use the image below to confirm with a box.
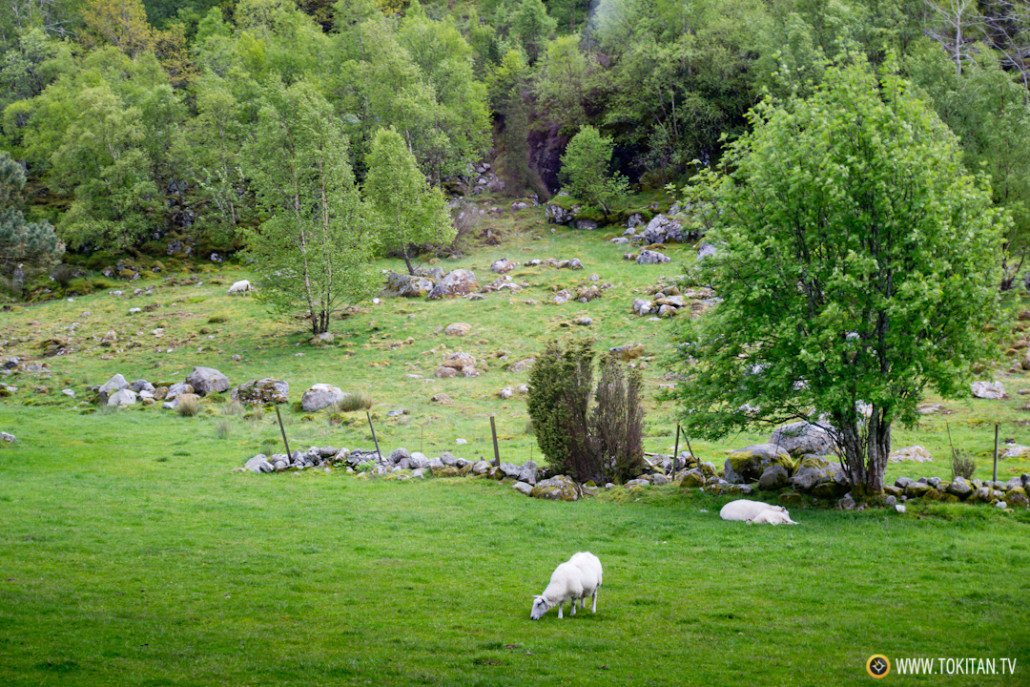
[490,416,501,467]
[275,405,292,459]
[367,411,382,462]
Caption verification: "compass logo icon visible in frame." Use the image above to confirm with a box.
[866,654,891,678]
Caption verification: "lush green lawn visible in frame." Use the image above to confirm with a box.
[1,404,1028,686]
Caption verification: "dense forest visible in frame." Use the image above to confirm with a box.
[1,0,1029,290]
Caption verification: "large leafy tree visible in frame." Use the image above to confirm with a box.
[242,81,378,335]
[364,126,453,275]
[667,57,1006,497]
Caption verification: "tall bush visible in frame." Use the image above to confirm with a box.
[527,341,645,483]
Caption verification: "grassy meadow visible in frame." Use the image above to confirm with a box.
[2,206,1030,685]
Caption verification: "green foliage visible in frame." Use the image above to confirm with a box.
[0,26,75,112]
[527,341,645,483]
[668,57,1006,495]
[560,125,628,216]
[364,127,454,275]
[593,0,766,178]
[0,150,63,279]
[905,40,1030,287]
[591,353,645,483]
[527,339,595,480]
[242,80,379,335]
[533,34,589,130]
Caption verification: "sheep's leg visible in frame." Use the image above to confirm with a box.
[591,588,597,613]
[557,601,563,619]
[570,598,576,616]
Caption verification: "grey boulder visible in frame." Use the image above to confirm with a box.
[186,366,230,396]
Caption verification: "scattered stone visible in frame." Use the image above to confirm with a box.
[427,269,479,300]
[165,382,194,401]
[107,388,138,406]
[1001,444,1030,459]
[1,431,15,443]
[97,374,129,402]
[490,258,514,274]
[444,322,472,336]
[531,475,579,501]
[185,366,230,396]
[639,214,686,244]
[301,383,345,412]
[971,381,1006,399]
[636,249,671,265]
[513,481,534,496]
[245,455,274,474]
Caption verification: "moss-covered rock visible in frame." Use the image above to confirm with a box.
[531,476,579,501]
[725,444,795,484]
[1006,486,1029,508]
[680,469,705,488]
[431,466,462,478]
[905,483,932,498]
[778,491,803,504]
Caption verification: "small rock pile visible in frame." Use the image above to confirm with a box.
[91,366,232,409]
[631,280,720,319]
[434,352,483,378]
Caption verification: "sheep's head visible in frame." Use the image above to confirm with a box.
[530,595,553,620]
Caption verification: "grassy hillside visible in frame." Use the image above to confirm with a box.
[2,204,1030,480]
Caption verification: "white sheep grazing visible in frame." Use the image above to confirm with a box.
[531,551,603,620]
[228,279,252,295]
[720,499,790,522]
[747,509,798,525]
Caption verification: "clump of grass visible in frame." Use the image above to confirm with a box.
[951,450,976,480]
[223,400,245,416]
[176,395,201,417]
[96,403,120,416]
[947,422,976,480]
[214,418,232,440]
[334,392,373,413]
[207,314,228,324]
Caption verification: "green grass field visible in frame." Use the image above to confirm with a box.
[1,405,1028,686]
[3,208,1030,685]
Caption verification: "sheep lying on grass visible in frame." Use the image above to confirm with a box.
[720,499,798,525]
[531,551,603,620]
[228,279,252,295]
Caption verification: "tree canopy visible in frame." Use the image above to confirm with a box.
[667,57,1007,496]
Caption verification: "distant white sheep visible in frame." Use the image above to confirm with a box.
[720,499,798,525]
[228,279,252,295]
[531,551,603,620]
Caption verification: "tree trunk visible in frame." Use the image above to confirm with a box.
[403,246,415,276]
[834,409,890,499]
